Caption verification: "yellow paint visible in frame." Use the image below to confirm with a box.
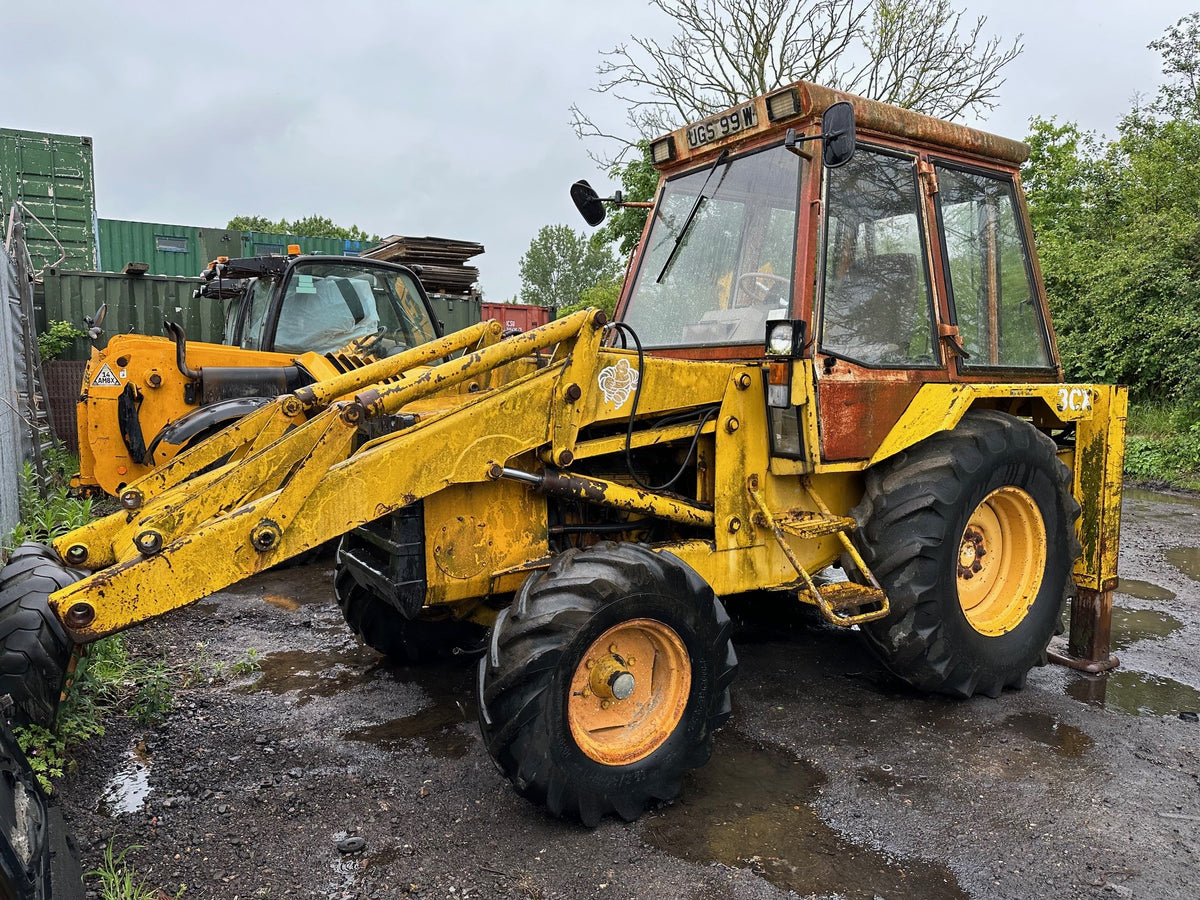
[957,486,1047,636]
[567,619,691,766]
[45,313,1128,655]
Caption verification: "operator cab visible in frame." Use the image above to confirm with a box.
[202,256,440,357]
[575,82,1058,460]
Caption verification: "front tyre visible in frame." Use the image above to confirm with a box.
[851,411,1080,698]
[478,543,736,825]
[0,544,81,727]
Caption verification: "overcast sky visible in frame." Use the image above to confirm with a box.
[6,1,1198,300]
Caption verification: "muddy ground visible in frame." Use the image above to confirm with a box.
[57,487,1199,899]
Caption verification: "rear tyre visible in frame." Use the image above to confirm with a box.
[0,544,82,727]
[478,542,736,825]
[850,411,1080,698]
[333,568,485,664]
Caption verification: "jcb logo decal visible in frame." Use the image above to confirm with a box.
[1057,388,1093,413]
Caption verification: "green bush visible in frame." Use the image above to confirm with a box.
[37,320,86,361]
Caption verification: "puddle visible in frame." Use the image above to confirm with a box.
[1164,546,1200,582]
[1002,713,1092,758]
[643,733,965,899]
[1110,607,1183,650]
[1067,670,1200,717]
[244,645,383,704]
[343,703,474,759]
[263,593,300,611]
[1115,579,1176,603]
[98,737,152,816]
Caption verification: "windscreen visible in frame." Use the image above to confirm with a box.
[621,144,803,348]
[269,262,437,355]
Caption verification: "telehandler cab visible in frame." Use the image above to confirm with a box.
[0,81,1125,826]
[71,252,442,497]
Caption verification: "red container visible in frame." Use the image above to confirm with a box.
[482,302,550,334]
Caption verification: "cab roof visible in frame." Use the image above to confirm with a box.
[654,80,1029,170]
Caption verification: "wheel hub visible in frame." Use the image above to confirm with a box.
[568,619,691,765]
[956,486,1048,636]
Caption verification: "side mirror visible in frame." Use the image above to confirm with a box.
[84,302,107,343]
[821,101,856,169]
[570,180,606,227]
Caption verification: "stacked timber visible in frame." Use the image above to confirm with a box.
[364,235,484,295]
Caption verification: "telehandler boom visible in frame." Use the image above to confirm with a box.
[0,81,1125,826]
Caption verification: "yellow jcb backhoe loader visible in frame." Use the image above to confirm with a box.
[0,82,1125,828]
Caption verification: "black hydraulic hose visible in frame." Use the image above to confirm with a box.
[605,321,718,497]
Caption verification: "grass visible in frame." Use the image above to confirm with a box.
[88,841,185,900]
[14,637,174,794]
[1124,399,1200,491]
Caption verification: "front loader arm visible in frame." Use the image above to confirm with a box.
[48,310,733,643]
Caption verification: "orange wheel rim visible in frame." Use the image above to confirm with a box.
[567,619,691,765]
[957,486,1047,636]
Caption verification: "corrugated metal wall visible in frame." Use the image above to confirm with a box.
[0,242,24,540]
[240,231,367,258]
[0,128,97,272]
[37,273,481,360]
[36,271,215,361]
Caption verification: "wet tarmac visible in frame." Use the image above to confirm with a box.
[57,486,1200,899]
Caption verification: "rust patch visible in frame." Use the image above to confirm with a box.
[818,379,921,460]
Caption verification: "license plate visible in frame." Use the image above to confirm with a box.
[686,103,758,149]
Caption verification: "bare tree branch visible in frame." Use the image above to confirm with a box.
[573,0,1022,166]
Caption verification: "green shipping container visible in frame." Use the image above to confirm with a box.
[427,291,482,334]
[36,270,216,361]
[97,218,203,278]
[0,128,97,271]
[96,220,242,277]
[240,230,355,258]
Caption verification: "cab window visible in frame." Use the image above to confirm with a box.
[819,147,937,367]
[621,143,803,348]
[935,163,1051,369]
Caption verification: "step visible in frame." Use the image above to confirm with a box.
[773,509,858,538]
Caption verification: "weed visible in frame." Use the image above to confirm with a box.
[1125,400,1200,489]
[230,648,262,678]
[88,840,185,900]
[14,636,173,794]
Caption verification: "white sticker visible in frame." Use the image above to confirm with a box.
[598,359,639,410]
[91,364,121,387]
[297,274,317,294]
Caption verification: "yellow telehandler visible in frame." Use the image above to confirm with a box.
[0,81,1125,827]
[72,252,441,497]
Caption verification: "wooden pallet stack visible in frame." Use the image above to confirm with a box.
[363,235,484,296]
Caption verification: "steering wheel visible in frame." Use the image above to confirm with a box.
[734,272,791,308]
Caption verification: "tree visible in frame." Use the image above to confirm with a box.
[572,0,1022,164]
[519,225,622,313]
[226,214,378,243]
[1022,18,1200,404]
[597,142,660,256]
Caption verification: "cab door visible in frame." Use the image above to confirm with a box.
[814,144,946,461]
